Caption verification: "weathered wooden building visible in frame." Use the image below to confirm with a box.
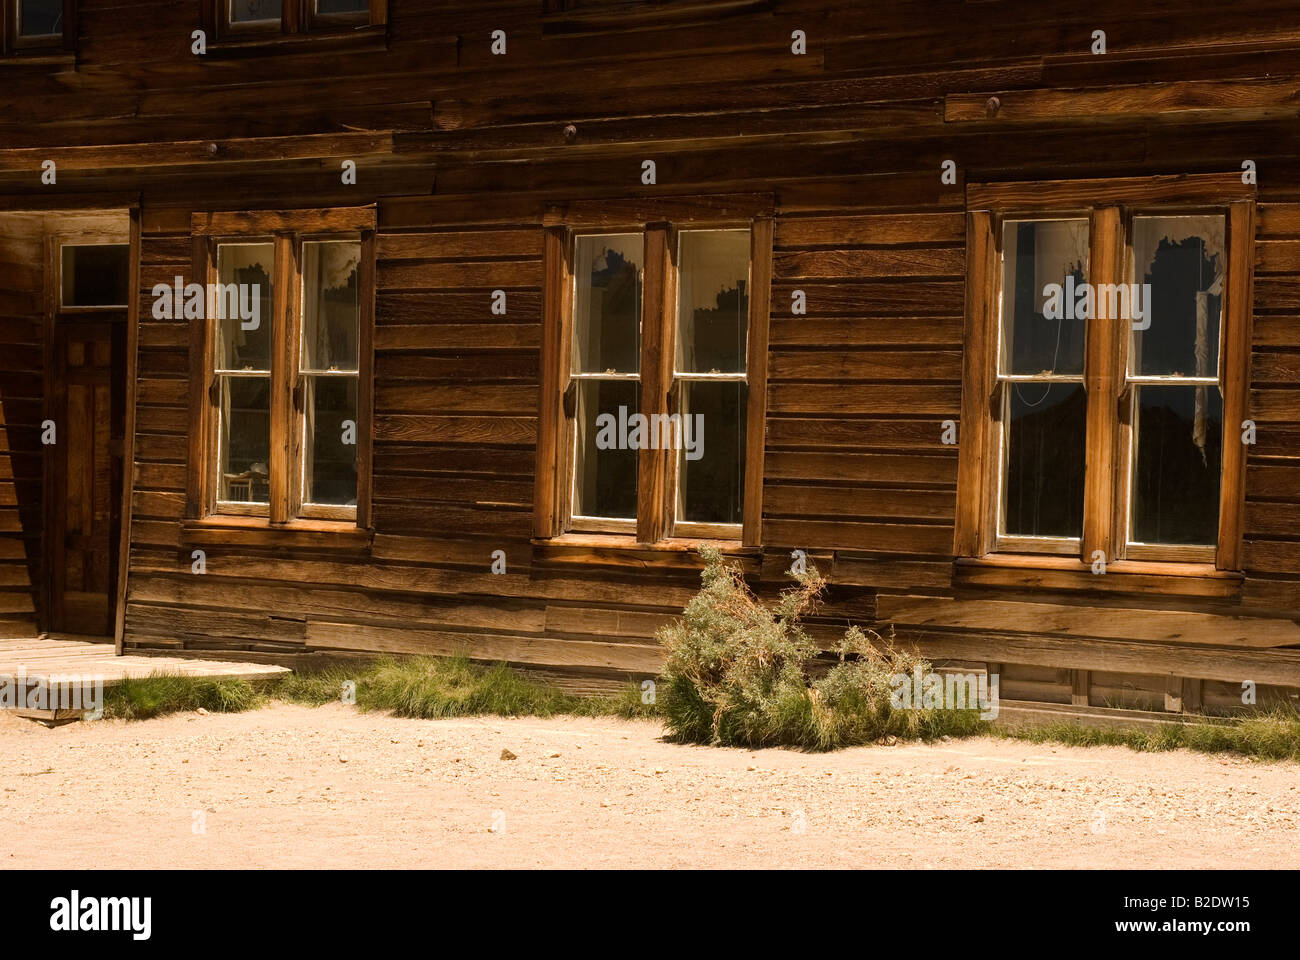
[4,0,1300,713]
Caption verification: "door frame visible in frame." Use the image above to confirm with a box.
[37,208,139,647]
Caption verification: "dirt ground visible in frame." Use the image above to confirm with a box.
[1,702,1296,869]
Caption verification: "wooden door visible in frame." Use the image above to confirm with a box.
[45,239,129,637]
[48,318,125,635]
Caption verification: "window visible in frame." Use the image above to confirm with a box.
[204,0,383,41]
[1,0,74,54]
[535,198,773,546]
[189,208,375,529]
[61,244,130,308]
[956,174,1254,578]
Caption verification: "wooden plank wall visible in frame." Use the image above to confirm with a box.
[764,209,965,579]
[0,215,43,635]
[1245,201,1300,610]
[12,0,1289,695]
[124,201,685,677]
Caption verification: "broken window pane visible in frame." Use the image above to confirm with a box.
[1130,215,1224,379]
[573,234,641,375]
[676,380,746,525]
[304,376,358,506]
[61,244,129,307]
[1002,382,1086,538]
[216,243,274,372]
[230,0,282,22]
[1000,219,1089,377]
[301,241,359,373]
[218,376,271,504]
[676,230,749,374]
[19,0,61,36]
[1132,385,1222,545]
[572,379,638,521]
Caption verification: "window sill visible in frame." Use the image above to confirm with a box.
[182,516,373,553]
[953,555,1243,600]
[0,50,75,67]
[203,23,387,58]
[541,0,771,35]
[532,534,760,573]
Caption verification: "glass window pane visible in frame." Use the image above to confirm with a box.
[230,0,282,22]
[218,377,271,504]
[1131,215,1225,378]
[676,230,749,374]
[317,0,368,12]
[573,234,641,374]
[305,376,358,506]
[573,379,638,520]
[1003,382,1086,538]
[19,0,62,36]
[216,243,274,372]
[677,381,746,525]
[61,245,129,307]
[1132,384,1222,545]
[302,241,360,373]
[1000,219,1089,376]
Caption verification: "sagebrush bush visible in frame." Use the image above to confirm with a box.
[657,546,984,750]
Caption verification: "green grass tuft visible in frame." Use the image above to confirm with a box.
[91,643,1300,765]
[103,672,264,721]
[276,657,666,721]
[999,706,1300,762]
[354,655,582,719]
[275,663,362,706]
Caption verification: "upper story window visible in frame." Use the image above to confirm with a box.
[189,208,376,530]
[534,198,774,547]
[956,174,1255,577]
[1,0,73,54]
[204,0,383,42]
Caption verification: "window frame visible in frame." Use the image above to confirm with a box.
[564,225,644,538]
[991,213,1091,557]
[58,241,132,311]
[202,0,384,43]
[188,207,376,532]
[534,195,774,548]
[956,173,1255,579]
[1,0,75,55]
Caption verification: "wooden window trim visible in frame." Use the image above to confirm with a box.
[180,515,373,553]
[953,555,1243,601]
[531,533,762,574]
[540,0,771,35]
[0,0,75,56]
[200,0,386,50]
[534,195,773,548]
[956,174,1256,579]
[188,207,375,532]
